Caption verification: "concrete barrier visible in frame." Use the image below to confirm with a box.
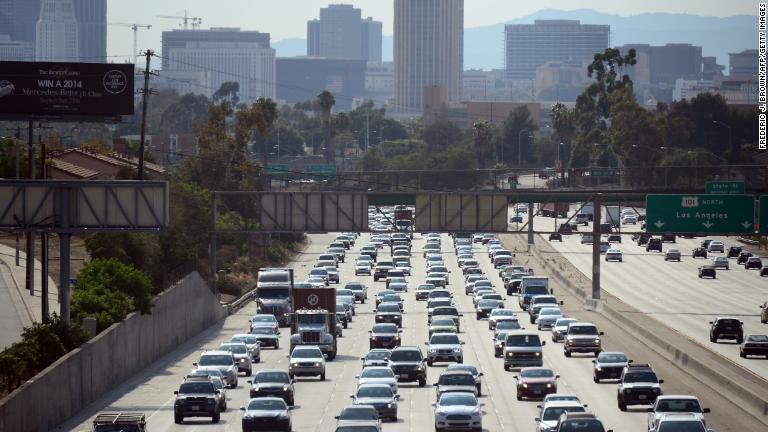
[0,272,228,432]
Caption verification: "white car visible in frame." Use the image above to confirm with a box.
[711,256,729,269]
[622,215,637,224]
[605,249,623,262]
[536,307,563,330]
[535,401,586,432]
[433,392,483,431]
[707,240,725,253]
[288,346,326,381]
[356,366,398,394]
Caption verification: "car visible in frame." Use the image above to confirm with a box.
[599,241,611,254]
[361,349,391,368]
[592,351,629,382]
[357,366,399,395]
[350,384,398,421]
[580,234,593,244]
[288,346,326,381]
[433,370,478,400]
[663,249,682,262]
[762,266,768,277]
[433,392,483,432]
[727,246,743,258]
[646,238,662,252]
[762,302,768,323]
[430,318,458,337]
[476,298,503,319]
[555,412,613,432]
[711,256,729,269]
[369,323,402,349]
[346,282,368,303]
[504,332,545,370]
[737,251,753,264]
[563,322,604,357]
[616,363,664,411]
[514,367,559,400]
[604,249,622,262]
[230,334,262,362]
[416,283,436,300]
[647,396,710,431]
[535,401,587,432]
[528,295,563,324]
[536,307,563,330]
[488,308,517,330]
[445,364,484,396]
[249,314,279,333]
[510,215,524,223]
[432,306,462,331]
[740,334,768,358]
[691,247,708,259]
[636,233,652,246]
[648,413,709,432]
[745,257,763,269]
[389,346,427,387]
[248,369,295,405]
[193,350,238,388]
[239,397,292,432]
[375,289,396,306]
[309,268,330,285]
[492,331,507,358]
[709,317,744,343]
[373,261,395,281]
[607,233,622,243]
[173,379,221,424]
[325,266,340,283]
[219,342,253,376]
[495,319,523,334]
[550,318,578,343]
[425,333,465,365]
[355,264,372,275]
[334,405,382,431]
[375,303,403,327]
[707,240,724,252]
[249,327,280,349]
[184,375,227,412]
[427,299,454,317]
[305,277,326,288]
[549,232,563,241]
[697,264,716,279]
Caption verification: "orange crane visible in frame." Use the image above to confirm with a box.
[109,23,152,65]
[157,10,202,30]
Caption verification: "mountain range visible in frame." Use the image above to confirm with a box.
[273,8,757,71]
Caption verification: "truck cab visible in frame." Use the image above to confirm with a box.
[256,268,294,327]
[290,288,338,360]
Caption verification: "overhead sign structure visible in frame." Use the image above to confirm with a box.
[590,169,617,178]
[705,181,745,194]
[646,194,755,234]
[304,164,337,177]
[266,164,290,176]
[0,61,135,120]
[760,196,768,234]
[259,192,367,232]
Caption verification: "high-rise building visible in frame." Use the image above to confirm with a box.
[729,49,757,77]
[505,20,609,80]
[36,0,79,61]
[74,0,106,62]
[306,5,382,62]
[161,27,271,70]
[394,0,464,114]
[276,57,366,111]
[618,44,702,85]
[0,0,41,48]
[0,34,33,60]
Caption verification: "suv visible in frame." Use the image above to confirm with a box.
[616,363,664,411]
[425,333,464,365]
[173,379,221,423]
[504,332,546,370]
[647,396,710,430]
[192,351,238,388]
[709,317,744,344]
[92,412,146,432]
[564,322,604,357]
[649,413,708,432]
[389,346,427,387]
[646,238,662,252]
[374,261,395,281]
[555,412,613,432]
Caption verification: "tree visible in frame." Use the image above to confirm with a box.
[499,106,537,167]
[473,120,495,169]
[423,119,463,151]
[213,81,241,106]
[317,90,336,163]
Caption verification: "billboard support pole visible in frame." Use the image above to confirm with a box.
[138,50,154,180]
[25,120,34,296]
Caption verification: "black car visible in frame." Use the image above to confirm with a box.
[646,238,662,252]
[636,233,651,246]
[174,380,221,424]
[701,239,713,249]
[389,346,427,387]
[240,397,292,432]
[592,351,629,382]
[661,233,676,243]
[745,257,763,270]
[727,246,743,258]
[369,323,402,349]
[740,334,768,358]
[737,251,753,264]
[374,262,395,281]
[710,317,744,344]
[698,266,716,279]
[248,369,295,406]
[607,234,622,243]
[375,303,403,327]
[761,267,768,277]
[692,247,708,259]
[549,232,563,241]
[616,363,664,411]
[558,223,573,234]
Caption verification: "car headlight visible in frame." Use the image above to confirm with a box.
[567,339,574,345]
[240,358,246,362]
[546,383,553,388]
[595,367,602,371]
[453,347,462,352]
[315,362,321,367]
[416,367,423,371]
[377,315,384,319]
[495,342,502,347]
[387,403,393,408]
[653,387,660,393]
[522,383,528,388]
[283,385,290,391]
[395,336,400,340]
[507,352,514,357]
[594,339,601,345]
[370,336,377,340]
[292,362,299,367]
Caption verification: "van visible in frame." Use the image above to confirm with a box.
[519,277,551,310]
[503,332,545,370]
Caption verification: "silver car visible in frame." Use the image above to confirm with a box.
[219,342,253,376]
[356,366,398,394]
[230,334,262,362]
[536,307,563,330]
[250,314,279,333]
[192,350,238,388]
[288,346,326,381]
[535,401,586,432]
[433,392,483,431]
[425,333,465,365]
[551,318,578,343]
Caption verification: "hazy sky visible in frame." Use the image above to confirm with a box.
[107,0,758,62]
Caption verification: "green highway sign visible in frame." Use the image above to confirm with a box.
[761,196,768,234]
[304,164,337,176]
[590,169,617,178]
[266,164,290,176]
[646,194,755,234]
[705,181,744,194]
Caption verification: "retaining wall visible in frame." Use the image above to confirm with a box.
[0,272,227,432]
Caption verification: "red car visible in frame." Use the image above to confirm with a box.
[514,367,559,400]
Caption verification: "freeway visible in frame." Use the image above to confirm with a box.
[61,232,760,432]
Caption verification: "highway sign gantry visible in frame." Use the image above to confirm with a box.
[705,180,745,194]
[266,164,290,176]
[646,194,755,234]
[304,164,337,177]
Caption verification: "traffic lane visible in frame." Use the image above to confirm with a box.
[466,240,648,432]
[547,229,768,379]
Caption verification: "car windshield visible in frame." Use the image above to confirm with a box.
[526,286,549,295]
[598,353,627,363]
[418,284,435,290]
[506,334,541,346]
[431,335,460,344]
[495,332,507,341]
[232,335,258,345]
[492,310,514,316]
[357,386,393,398]
[257,288,289,299]
[539,308,561,316]
[292,348,321,358]
[623,372,658,383]
[439,374,474,385]
[655,399,703,413]
[521,368,554,378]
[439,394,477,406]
[432,319,455,326]
[559,420,606,432]
[497,321,521,330]
[378,304,400,312]
[252,315,277,323]
[220,344,247,354]
[479,299,501,307]
[179,382,214,393]
[251,327,277,335]
[339,407,379,420]
[555,319,576,327]
[448,365,478,375]
[336,427,379,432]
[247,399,287,410]
[366,351,390,360]
[361,368,394,378]
[657,422,706,432]
[372,324,398,333]
[390,350,421,361]
[429,301,452,308]
[431,292,450,298]
[431,267,448,272]
[569,326,598,335]
[198,355,233,366]
[543,406,586,421]
[747,335,768,342]
[255,372,289,383]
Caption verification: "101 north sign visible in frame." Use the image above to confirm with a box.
[646,194,755,234]
[0,61,135,119]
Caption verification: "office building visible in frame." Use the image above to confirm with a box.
[0,0,41,49]
[505,20,609,80]
[702,56,725,81]
[276,57,366,111]
[0,34,33,60]
[620,43,702,86]
[155,70,214,98]
[365,61,394,105]
[729,49,757,77]
[306,4,382,62]
[36,0,79,61]
[161,27,271,70]
[394,0,464,114]
[74,0,106,62]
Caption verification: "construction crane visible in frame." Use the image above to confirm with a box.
[157,10,202,30]
[109,23,152,65]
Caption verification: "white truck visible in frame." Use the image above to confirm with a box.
[518,276,551,310]
[603,206,621,227]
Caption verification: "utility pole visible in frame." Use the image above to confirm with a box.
[592,194,603,301]
[25,120,34,296]
[138,49,156,180]
[365,112,370,151]
[39,133,49,322]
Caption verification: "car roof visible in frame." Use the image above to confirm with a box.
[656,395,699,401]
[543,401,585,409]
[438,370,474,377]
[201,350,232,356]
[256,368,288,374]
[569,322,596,327]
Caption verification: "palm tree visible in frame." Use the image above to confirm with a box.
[317,90,336,164]
[254,97,278,190]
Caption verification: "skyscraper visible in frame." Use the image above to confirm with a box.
[74,0,106,62]
[505,20,610,80]
[306,5,382,62]
[36,0,79,61]
[307,19,320,56]
[361,17,382,63]
[161,27,271,69]
[0,0,41,47]
[393,0,464,114]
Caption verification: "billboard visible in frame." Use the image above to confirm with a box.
[0,61,135,119]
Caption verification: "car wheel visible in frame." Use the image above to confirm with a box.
[737,338,743,344]
[174,414,183,424]
[212,412,220,423]
[593,375,599,383]
[458,358,464,364]
[246,368,252,377]
[343,321,348,329]
[419,378,426,387]
[740,350,746,358]
[320,373,326,381]
[564,350,571,358]
[275,341,279,349]
[503,364,509,371]
[427,360,433,366]
[516,392,522,401]
[289,373,294,379]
